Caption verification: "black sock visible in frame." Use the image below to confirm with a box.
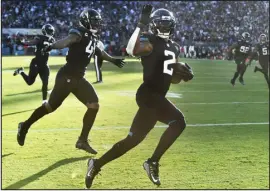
[96,136,141,169]
[232,72,239,81]
[42,84,48,100]
[24,105,49,130]
[150,122,186,162]
[79,108,98,140]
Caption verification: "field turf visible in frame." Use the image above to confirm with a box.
[1,56,269,189]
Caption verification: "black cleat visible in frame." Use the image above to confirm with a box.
[13,67,23,76]
[17,122,28,146]
[143,160,161,186]
[85,159,100,188]
[239,78,245,85]
[230,79,235,86]
[92,81,103,84]
[75,139,97,154]
[254,66,258,73]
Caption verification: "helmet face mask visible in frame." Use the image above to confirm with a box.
[79,9,102,34]
[150,9,175,39]
[42,24,55,37]
[259,34,267,44]
[241,32,251,43]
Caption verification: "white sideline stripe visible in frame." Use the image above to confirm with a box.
[3,122,269,133]
[184,101,268,105]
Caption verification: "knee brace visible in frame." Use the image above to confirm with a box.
[86,102,99,110]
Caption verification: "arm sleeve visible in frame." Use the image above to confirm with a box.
[68,29,82,38]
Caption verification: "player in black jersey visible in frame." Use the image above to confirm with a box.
[85,5,193,188]
[13,24,55,102]
[16,9,125,154]
[247,34,269,88]
[228,32,252,86]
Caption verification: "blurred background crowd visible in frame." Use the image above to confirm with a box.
[2,1,269,58]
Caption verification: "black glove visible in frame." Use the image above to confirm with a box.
[113,58,126,68]
[181,63,194,82]
[139,4,153,26]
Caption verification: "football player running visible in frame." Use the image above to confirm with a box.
[14,24,55,103]
[228,32,252,86]
[85,5,193,188]
[17,9,125,154]
[247,34,269,88]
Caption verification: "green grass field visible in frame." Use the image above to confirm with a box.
[1,56,269,189]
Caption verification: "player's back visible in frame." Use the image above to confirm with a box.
[139,33,180,96]
[64,26,97,78]
[35,35,55,62]
[234,40,252,61]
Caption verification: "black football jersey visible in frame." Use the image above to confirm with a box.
[64,26,98,78]
[139,33,180,96]
[233,40,252,62]
[34,35,55,62]
[255,42,269,63]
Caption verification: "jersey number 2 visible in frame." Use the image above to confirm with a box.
[86,41,95,58]
[164,50,175,76]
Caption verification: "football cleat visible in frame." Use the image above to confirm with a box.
[143,160,161,186]
[85,159,100,188]
[230,79,235,86]
[239,77,245,85]
[17,122,28,146]
[254,66,258,73]
[92,81,103,84]
[75,139,97,154]
[13,67,23,76]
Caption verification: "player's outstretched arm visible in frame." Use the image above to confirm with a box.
[15,34,39,46]
[126,4,153,57]
[98,48,125,68]
[50,34,81,49]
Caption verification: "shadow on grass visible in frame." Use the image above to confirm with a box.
[2,153,14,158]
[5,89,41,97]
[2,109,35,117]
[4,156,91,189]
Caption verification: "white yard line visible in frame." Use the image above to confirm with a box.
[178,102,268,105]
[2,122,268,133]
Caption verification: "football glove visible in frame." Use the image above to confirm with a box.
[139,4,153,26]
[112,58,126,68]
[180,63,194,82]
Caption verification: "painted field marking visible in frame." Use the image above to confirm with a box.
[2,122,268,133]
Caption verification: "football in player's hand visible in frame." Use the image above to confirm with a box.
[171,62,194,84]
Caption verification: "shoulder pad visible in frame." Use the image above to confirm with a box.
[69,28,82,37]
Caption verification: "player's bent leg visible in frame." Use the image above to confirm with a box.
[72,78,100,154]
[239,63,247,85]
[21,59,39,85]
[231,61,241,86]
[145,99,186,185]
[39,65,50,101]
[17,102,50,146]
[85,107,157,188]
[76,102,99,154]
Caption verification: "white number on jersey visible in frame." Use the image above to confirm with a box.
[85,40,95,58]
[262,47,268,55]
[164,50,176,76]
[239,46,249,53]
